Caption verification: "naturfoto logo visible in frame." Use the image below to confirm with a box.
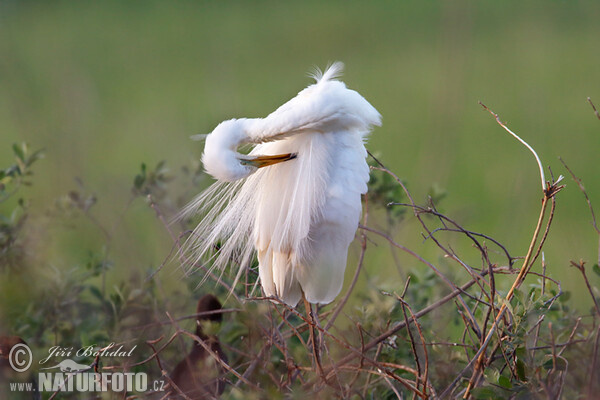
[7,342,164,394]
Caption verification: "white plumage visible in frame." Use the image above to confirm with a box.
[181,62,381,306]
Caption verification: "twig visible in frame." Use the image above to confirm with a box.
[395,287,430,398]
[588,325,600,398]
[322,274,487,377]
[456,192,553,399]
[588,97,600,121]
[479,102,546,191]
[570,260,600,317]
[457,105,564,399]
[559,157,600,266]
[359,223,482,337]
[165,311,258,390]
[302,293,326,382]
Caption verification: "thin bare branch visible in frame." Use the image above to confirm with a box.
[480,102,546,191]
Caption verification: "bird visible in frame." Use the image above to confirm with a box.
[169,294,228,399]
[181,62,381,307]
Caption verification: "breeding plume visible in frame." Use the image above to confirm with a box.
[182,62,381,306]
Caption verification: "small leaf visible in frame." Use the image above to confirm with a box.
[498,375,512,389]
[89,286,104,301]
[12,143,25,162]
[559,291,571,303]
[516,359,528,381]
[5,165,19,177]
[155,160,167,172]
[25,149,45,167]
[543,357,567,371]
[134,163,147,190]
[593,264,600,277]
[471,387,496,399]
[133,175,144,189]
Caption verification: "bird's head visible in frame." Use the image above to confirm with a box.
[197,294,224,324]
[196,294,224,339]
[202,119,296,182]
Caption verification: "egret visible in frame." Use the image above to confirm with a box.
[181,62,381,306]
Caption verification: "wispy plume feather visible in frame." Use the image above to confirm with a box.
[308,61,345,83]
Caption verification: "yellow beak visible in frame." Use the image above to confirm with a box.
[238,153,297,168]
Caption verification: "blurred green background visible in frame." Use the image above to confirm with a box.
[1,0,600,318]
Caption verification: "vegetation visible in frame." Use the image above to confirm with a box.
[1,2,600,399]
[1,104,600,398]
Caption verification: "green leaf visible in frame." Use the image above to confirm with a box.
[155,160,167,172]
[471,387,497,399]
[516,359,528,381]
[89,286,104,301]
[12,143,25,162]
[498,375,512,389]
[593,264,600,277]
[5,165,19,178]
[559,291,571,303]
[133,175,144,189]
[514,346,527,359]
[25,149,45,167]
[134,163,147,190]
[543,357,567,371]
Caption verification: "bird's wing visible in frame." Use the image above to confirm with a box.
[245,71,381,145]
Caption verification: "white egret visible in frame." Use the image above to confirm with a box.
[181,62,381,306]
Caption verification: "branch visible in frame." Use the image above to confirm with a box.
[588,97,600,121]
[479,102,546,191]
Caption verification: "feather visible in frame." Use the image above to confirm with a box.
[308,61,345,83]
[180,62,381,306]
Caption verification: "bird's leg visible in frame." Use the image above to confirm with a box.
[302,291,325,380]
[312,304,325,359]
